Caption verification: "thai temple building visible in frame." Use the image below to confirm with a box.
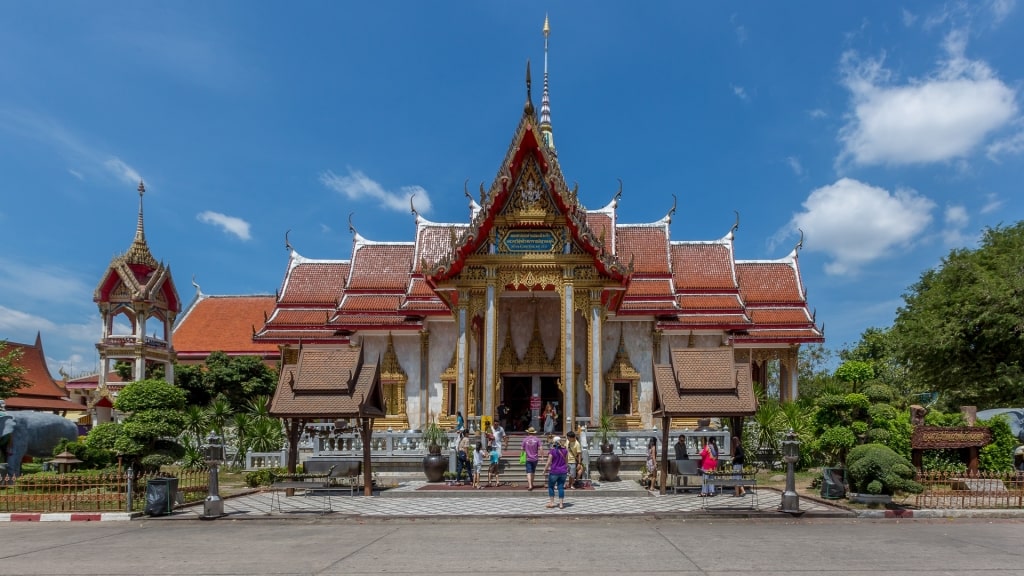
[251,18,824,434]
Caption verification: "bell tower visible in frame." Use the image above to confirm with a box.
[93,181,181,405]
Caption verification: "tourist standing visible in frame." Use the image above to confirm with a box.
[731,435,746,497]
[674,435,689,460]
[456,430,471,484]
[565,430,583,489]
[645,437,658,491]
[487,443,501,487]
[542,402,556,435]
[472,442,486,489]
[455,411,465,432]
[497,400,511,430]
[491,421,506,451]
[543,436,569,509]
[699,438,717,497]
[521,426,542,491]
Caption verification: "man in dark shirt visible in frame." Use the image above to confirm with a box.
[674,436,689,460]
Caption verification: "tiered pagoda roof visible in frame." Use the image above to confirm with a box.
[3,334,83,412]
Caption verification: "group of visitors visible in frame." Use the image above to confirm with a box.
[646,434,746,497]
[454,425,508,489]
[519,425,584,510]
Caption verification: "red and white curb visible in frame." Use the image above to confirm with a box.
[0,512,135,522]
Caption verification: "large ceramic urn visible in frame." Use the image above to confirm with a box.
[597,443,621,481]
[422,444,448,482]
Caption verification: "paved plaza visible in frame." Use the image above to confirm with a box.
[166,480,851,520]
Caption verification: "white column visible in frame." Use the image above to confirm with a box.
[590,302,603,425]
[562,284,574,432]
[482,283,497,423]
[456,299,469,418]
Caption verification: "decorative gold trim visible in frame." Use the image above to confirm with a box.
[604,328,641,417]
[380,333,408,417]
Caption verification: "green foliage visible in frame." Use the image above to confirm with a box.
[977,415,1018,472]
[594,412,618,446]
[924,410,965,427]
[862,383,895,404]
[84,422,123,452]
[422,414,448,448]
[840,327,919,404]
[202,352,279,412]
[867,403,898,423]
[53,439,113,470]
[818,426,856,465]
[245,467,286,487]
[835,361,874,391]
[891,222,1024,410]
[139,453,175,472]
[0,340,28,399]
[922,449,967,473]
[850,421,869,437]
[797,343,837,404]
[846,443,923,495]
[114,379,186,413]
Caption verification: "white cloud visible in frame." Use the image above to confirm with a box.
[783,178,935,275]
[786,156,804,176]
[731,85,749,101]
[68,169,84,181]
[0,258,91,304]
[808,109,828,119]
[990,0,1016,24]
[0,305,57,333]
[980,193,1003,214]
[837,30,1018,166]
[902,8,918,27]
[104,157,142,184]
[320,168,433,213]
[942,205,971,246]
[196,211,252,240]
[987,129,1024,161]
[730,13,748,45]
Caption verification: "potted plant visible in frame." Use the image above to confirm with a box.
[594,412,621,481]
[421,415,448,482]
[845,443,923,504]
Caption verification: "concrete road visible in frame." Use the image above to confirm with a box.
[0,518,1021,575]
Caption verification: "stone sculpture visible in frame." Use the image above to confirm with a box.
[0,410,79,477]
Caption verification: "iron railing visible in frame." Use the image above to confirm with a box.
[0,470,208,513]
[915,470,1024,509]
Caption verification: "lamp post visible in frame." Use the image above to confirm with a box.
[779,429,803,516]
[201,433,225,519]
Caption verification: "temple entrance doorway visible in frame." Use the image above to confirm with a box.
[502,376,532,432]
[539,375,562,434]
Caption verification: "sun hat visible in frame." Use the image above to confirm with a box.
[551,436,561,446]
[526,426,537,434]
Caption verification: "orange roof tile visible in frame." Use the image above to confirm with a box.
[174,295,279,358]
[585,212,613,247]
[270,346,385,418]
[734,328,823,342]
[618,300,679,311]
[279,259,349,305]
[266,309,334,326]
[669,313,752,326]
[623,278,674,298]
[414,224,463,272]
[736,262,804,304]
[347,243,415,291]
[5,335,83,412]
[676,294,744,311]
[338,294,404,312]
[652,348,756,417]
[616,226,669,273]
[671,243,737,291]
[747,308,813,325]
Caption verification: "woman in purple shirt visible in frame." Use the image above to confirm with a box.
[544,436,569,509]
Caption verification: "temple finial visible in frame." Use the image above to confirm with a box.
[540,15,555,151]
[524,59,534,116]
[123,180,157,266]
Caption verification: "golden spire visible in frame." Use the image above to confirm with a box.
[124,180,158,267]
[543,14,550,37]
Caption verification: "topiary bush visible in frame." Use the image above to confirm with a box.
[862,383,895,404]
[819,426,856,465]
[846,443,923,495]
[977,415,1017,472]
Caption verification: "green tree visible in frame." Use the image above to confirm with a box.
[0,341,28,399]
[796,343,836,404]
[189,352,278,412]
[112,379,186,467]
[834,361,874,393]
[840,327,918,402]
[892,222,1024,409]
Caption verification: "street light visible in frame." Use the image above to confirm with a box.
[201,433,225,519]
[779,429,803,516]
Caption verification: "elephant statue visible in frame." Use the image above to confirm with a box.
[0,410,79,477]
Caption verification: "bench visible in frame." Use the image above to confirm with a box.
[700,471,759,509]
[667,460,702,493]
[269,465,358,513]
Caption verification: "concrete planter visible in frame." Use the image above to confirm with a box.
[849,493,893,505]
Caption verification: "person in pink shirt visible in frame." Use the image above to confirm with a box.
[699,438,719,497]
[521,426,542,491]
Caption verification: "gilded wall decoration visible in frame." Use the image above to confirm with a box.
[604,330,641,416]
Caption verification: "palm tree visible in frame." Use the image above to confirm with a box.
[182,405,210,447]
[207,396,233,440]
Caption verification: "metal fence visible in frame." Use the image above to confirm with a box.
[0,470,209,513]
[915,470,1024,509]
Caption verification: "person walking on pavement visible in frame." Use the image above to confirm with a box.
[521,426,542,491]
[487,442,501,487]
[456,429,472,484]
[472,442,487,489]
[544,436,569,509]
[645,437,658,491]
[731,435,747,497]
[699,438,717,497]
[565,430,583,489]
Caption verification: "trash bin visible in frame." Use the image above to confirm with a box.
[821,467,846,499]
[145,477,179,516]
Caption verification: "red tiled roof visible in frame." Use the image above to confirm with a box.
[676,294,744,311]
[401,299,449,312]
[669,313,752,326]
[747,308,813,325]
[618,300,679,311]
[266,309,334,326]
[615,226,669,273]
[338,294,404,312]
[407,277,437,298]
[652,347,756,417]
[623,278,674,298]
[736,262,804,304]
[734,328,823,342]
[256,329,344,340]
[270,346,385,418]
[414,224,462,272]
[279,260,349,305]
[671,243,737,291]
[329,314,423,327]
[4,336,84,412]
[347,243,415,291]
[585,213,613,248]
[174,295,279,358]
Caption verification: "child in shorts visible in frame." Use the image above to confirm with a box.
[487,444,501,486]
[473,442,486,489]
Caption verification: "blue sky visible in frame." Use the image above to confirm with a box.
[2,2,1022,376]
